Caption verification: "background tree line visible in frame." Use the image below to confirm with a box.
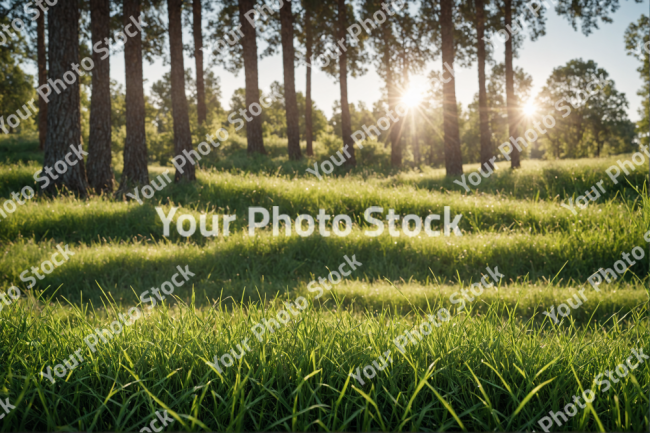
[0,0,647,194]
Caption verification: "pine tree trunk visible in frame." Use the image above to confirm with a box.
[440,0,463,176]
[304,5,314,156]
[475,0,493,168]
[281,1,301,160]
[193,0,206,125]
[43,0,88,194]
[338,0,356,167]
[88,0,115,193]
[412,111,420,165]
[120,0,149,191]
[385,32,402,167]
[37,11,47,152]
[239,0,266,154]
[505,0,521,168]
[169,0,196,181]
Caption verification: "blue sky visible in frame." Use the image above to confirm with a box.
[106,0,649,121]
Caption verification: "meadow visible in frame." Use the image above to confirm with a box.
[0,134,648,432]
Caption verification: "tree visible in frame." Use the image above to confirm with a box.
[297,0,333,157]
[337,0,355,166]
[421,0,474,176]
[535,59,633,158]
[43,0,88,193]
[294,1,365,165]
[624,15,649,148]
[238,0,266,154]
[280,0,301,159]
[168,0,196,181]
[192,0,207,125]
[486,62,532,147]
[439,0,463,175]
[394,10,429,166]
[120,0,149,191]
[37,9,47,151]
[87,0,115,193]
[359,0,425,168]
[488,0,545,169]
[303,1,314,156]
[474,0,493,168]
[299,0,317,156]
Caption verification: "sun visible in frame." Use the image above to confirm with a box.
[523,100,537,116]
[402,86,424,108]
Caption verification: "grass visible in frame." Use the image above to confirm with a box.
[0,134,648,431]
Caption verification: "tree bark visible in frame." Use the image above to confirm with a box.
[193,0,206,125]
[169,0,196,181]
[88,0,115,193]
[505,0,521,168]
[304,4,314,156]
[37,10,47,152]
[411,109,420,165]
[120,0,149,190]
[280,0,301,160]
[475,0,493,168]
[238,0,266,154]
[385,30,402,167]
[440,0,463,176]
[338,0,356,167]
[43,0,88,194]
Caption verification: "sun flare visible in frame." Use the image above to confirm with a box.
[402,86,424,108]
[523,100,537,116]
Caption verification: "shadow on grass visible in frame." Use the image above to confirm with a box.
[13,232,648,311]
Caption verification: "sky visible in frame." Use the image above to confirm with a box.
[104,1,648,121]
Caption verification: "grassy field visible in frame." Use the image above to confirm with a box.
[0,134,648,432]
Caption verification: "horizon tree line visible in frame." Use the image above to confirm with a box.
[0,0,645,195]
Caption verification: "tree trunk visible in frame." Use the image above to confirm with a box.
[193,0,206,125]
[338,0,356,167]
[304,5,314,156]
[280,0,301,160]
[385,31,402,167]
[168,0,196,181]
[475,0,493,168]
[411,110,420,165]
[120,0,149,191]
[504,0,521,168]
[88,0,115,193]
[440,0,463,176]
[239,0,266,154]
[43,0,88,194]
[37,10,47,152]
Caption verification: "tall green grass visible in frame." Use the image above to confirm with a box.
[0,135,648,431]
[0,292,647,431]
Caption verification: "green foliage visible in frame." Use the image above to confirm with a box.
[0,18,35,135]
[625,14,649,147]
[536,59,635,158]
